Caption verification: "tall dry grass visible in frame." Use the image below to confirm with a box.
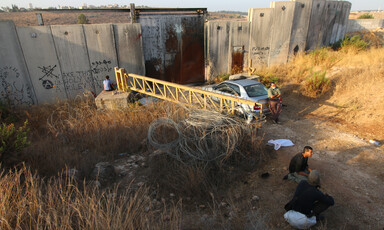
[21,95,187,176]
[0,164,181,229]
[251,43,384,137]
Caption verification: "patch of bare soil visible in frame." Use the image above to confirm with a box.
[0,12,131,26]
[0,11,246,27]
[235,90,384,229]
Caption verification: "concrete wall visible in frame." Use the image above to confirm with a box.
[17,26,67,103]
[0,21,36,105]
[0,21,146,104]
[204,0,351,80]
[321,1,340,46]
[306,0,328,50]
[269,1,297,65]
[2,1,355,103]
[206,21,230,77]
[289,0,313,59]
[228,21,250,73]
[248,8,274,67]
[206,21,251,78]
[347,19,384,33]
[83,24,119,95]
[114,23,145,77]
[335,2,351,41]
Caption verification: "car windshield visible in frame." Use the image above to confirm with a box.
[244,84,268,97]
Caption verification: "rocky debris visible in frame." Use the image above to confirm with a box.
[113,154,146,177]
[90,162,116,186]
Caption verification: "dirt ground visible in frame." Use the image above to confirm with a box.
[238,90,384,229]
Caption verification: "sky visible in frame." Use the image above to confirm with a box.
[1,0,383,12]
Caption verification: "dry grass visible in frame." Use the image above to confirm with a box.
[19,95,187,176]
[0,164,181,229]
[251,43,384,138]
[0,93,272,228]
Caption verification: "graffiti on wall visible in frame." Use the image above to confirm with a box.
[0,66,34,105]
[91,60,113,90]
[38,60,113,95]
[38,65,62,91]
[251,46,270,66]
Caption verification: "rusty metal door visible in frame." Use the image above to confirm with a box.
[231,46,244,74]
[139,14,205,84]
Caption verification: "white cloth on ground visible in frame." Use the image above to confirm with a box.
[284,210,316,229]
[267,139,294,150]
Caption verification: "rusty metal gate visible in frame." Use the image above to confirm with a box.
[138,10,206,84]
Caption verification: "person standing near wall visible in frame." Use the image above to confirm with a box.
[103,76,115,91]
[268,82,282,123]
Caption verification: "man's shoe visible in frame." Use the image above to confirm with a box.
[283,174,288,180]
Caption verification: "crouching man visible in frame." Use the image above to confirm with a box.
[284,170,334,229]
[285,146,314,183]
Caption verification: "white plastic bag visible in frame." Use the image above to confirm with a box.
[284,210,316,229]
[267,139,294,150]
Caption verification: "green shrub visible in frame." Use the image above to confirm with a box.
[302,70,331,98]
[309,47,333,65]
[217,73,230,82]
[0,120,30,163]
[0,101,18,123]
[332,35,369,51]
[341,35,368,50]
[77,14,89,24]
[259,75,280,87]
[357,13,374,19]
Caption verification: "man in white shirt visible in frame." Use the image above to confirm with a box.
[103,75,115,91]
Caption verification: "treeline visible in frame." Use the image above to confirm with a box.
[214,10,247,15]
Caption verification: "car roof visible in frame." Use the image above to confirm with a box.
[222,79,263,87]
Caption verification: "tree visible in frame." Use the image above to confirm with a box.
[11,4,20,12]
[358,13,374,19]
[77,14,89,24]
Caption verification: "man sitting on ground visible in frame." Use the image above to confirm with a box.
[103,75,115,91]
[285,146,314,183]
[284,170,334,229]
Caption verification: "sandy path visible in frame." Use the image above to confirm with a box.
[248,100,384,229]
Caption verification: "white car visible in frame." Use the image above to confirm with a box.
[202,78,270,118]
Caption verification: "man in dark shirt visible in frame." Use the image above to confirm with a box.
[286,170,334,221]
[285,146,313,183]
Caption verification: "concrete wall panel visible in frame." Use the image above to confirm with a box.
[269,1,297,65]
[114,23,145,76]
[206,21,230,77]
[51,25,95,98]
[16,26,67,103]
[306,0,328,50]
[346,19,384,33]
[0,21,36,105]
[228,21,250,73]
[329,2,343,44]
[336,2,351,41]
[289,0,313,58]
[322,1,341,46]
[248,8,274,67]
[83,24,119,94]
